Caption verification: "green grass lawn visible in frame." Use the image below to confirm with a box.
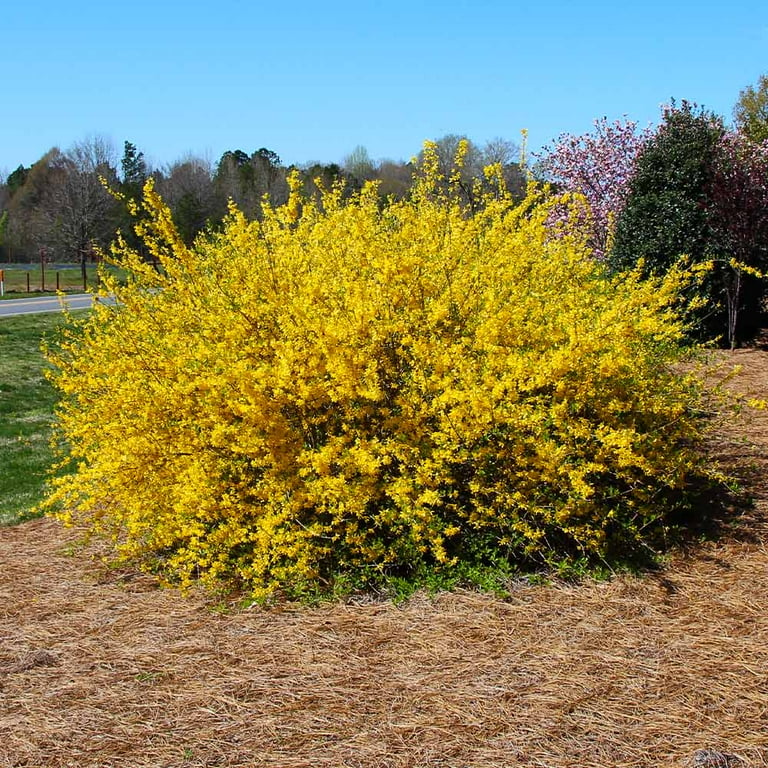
[0,312,76,525]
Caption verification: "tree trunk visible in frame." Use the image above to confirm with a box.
[726,268,742,350]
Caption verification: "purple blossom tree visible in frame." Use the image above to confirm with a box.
[537,117,652,259]
[707,131,768,347]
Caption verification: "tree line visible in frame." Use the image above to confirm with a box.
[0,135,525,266]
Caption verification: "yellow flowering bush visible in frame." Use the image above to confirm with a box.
[45,143,716,599]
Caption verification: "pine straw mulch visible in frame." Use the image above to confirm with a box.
[1,350,768,768]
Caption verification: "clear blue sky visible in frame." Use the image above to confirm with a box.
[2,0,766,174]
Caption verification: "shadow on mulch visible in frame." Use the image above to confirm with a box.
[660,341,768,554]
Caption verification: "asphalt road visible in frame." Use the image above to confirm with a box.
[0,294,97,317]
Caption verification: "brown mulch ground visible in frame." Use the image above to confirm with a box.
[1,351,767,768]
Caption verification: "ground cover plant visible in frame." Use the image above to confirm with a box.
[0,312,69,524]
[45,144,722,601]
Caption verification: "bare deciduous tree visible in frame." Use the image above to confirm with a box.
[156,154,220,242]
[43,136,120,279]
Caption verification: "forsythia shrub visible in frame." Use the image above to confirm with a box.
[45,143,716,600]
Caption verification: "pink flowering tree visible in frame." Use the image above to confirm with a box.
[707,132,768,346]
[537,117,652,259]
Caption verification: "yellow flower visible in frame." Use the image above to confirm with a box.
[42,141,718,599]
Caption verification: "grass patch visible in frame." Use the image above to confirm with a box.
[0,312,76,525]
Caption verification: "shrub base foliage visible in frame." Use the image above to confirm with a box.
[46,144,716,600]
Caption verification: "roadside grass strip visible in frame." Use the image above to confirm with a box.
[0,312,76,525]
